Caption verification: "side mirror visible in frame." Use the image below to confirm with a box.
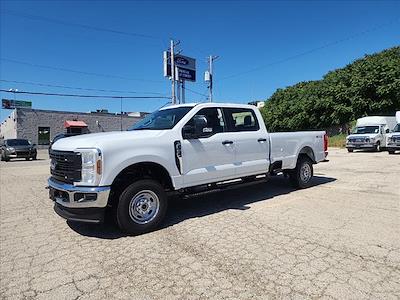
[32,143,37,147]
[182,115,209,139]
[385,128,390,134]
[193,115,208,136]
[182,125,194,139]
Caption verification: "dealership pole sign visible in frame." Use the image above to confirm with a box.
[2,99,32,109]
[163,51,196,82]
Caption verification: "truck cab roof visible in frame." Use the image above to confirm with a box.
[161,102,257,110]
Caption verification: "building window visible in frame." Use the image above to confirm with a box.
[38,127,50,145]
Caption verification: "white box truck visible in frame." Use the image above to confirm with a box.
[386,111,400,154]
[346,116,397,152]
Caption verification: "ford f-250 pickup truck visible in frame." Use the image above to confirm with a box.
[48,103,328,234]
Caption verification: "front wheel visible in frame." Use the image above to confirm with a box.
[375,143,381,152]
[347,148,354,153]
[388,150,395,154]
[116,179,168,235]
[289,156,314,189]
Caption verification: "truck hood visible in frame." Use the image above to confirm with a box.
[52,130,168,151]
[387,133,400,138]
[347,133,380,139]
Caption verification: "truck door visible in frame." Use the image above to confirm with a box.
[223,107,270,177]
[181,107,236,187]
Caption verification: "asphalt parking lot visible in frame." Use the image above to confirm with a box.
[0,148,399,299]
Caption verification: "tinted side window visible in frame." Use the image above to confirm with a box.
[185,108,225,137]
[223,108,259,132]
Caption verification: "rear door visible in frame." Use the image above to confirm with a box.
[223,107,270,177]
[181,107,236,187]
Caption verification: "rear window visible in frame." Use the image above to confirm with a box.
[223,108,259,132]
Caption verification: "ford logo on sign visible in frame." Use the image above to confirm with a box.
[175,57,189,65]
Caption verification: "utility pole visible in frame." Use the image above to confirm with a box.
[181,80,185,104]
[170,40,176,104]
[207,55,219,102]
[176,78,181,104]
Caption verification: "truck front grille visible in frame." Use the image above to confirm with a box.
[49,150,82,184]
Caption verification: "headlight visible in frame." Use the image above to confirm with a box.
[369,137,375,143]
[7,147,15,153]
[75,148,102,186]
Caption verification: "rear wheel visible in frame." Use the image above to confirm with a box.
[116,179,168,235]
[289,156,314,189]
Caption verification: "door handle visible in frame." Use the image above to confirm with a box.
[222,140,234,145]
[258,138,267,142]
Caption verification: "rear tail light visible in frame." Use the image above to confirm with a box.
[324,133,328,157]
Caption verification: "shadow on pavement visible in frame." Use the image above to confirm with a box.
[68,175,336,239]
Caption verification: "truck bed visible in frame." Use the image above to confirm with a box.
[270,131,326,170]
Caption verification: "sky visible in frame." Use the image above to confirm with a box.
[1,0,399,122]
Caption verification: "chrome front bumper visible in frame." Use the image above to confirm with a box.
[346,143,376,149]
[48,177,111,209]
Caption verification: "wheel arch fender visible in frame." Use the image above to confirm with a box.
[110,160,175,190]
[297,145,316,163]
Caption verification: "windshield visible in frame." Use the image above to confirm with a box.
[128,107,193,130]
[6,139,31,146]
[393,124,400,132]
[353,126,380,134]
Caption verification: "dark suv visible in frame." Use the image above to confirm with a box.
[0,139,37,161]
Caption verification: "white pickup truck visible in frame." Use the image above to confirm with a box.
[48,103,328,234]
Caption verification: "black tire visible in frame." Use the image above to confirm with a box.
[116,179,168,235]
[288,156,314,189]
[375,143,381,152]
[347,148,354,153]
[33,155,37,160]
[388,151,395,154]
[25,157,30,161]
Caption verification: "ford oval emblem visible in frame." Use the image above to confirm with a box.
[175,57,189,65]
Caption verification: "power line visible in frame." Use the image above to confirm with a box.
[220,17,400,81]
[1,9,212,61]
[182,86,208,98]
[1,9,162,41]
[1,58,164,83]
[0,79,167,96]
[0,89,171,99]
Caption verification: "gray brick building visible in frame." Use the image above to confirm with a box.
[0,108,146,148]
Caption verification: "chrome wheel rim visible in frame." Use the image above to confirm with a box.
[129,190,160,224]
[300,163,312,183]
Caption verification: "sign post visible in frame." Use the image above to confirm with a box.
[164,48,196,104]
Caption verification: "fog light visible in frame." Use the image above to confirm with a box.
[74,193,97,202]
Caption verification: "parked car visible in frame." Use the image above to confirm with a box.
[1,139,37,161]
[346,116,397,152]
[48,103,328,235]
[386,111,400,154]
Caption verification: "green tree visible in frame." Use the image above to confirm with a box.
[261,47,400,131]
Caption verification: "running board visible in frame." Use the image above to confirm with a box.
[172,174,270,199]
